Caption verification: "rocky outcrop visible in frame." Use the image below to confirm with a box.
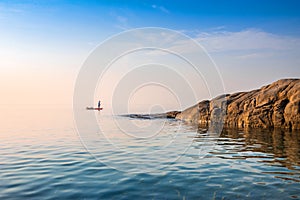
[122,111,181,119]
[166,111,181,118]
[175,79,300,130]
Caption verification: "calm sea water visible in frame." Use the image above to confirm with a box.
[1,105,300,199]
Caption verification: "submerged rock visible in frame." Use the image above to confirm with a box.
[176,79,300,130]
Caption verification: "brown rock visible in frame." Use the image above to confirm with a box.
[165,111,181,118]
[176,79,300,130]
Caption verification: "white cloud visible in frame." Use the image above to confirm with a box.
[151,4,170,14]
[133,29,300,62]
[117,16,128,24]
[143,29,300,61]
[196,29,300,52]
[236,53,273,60]
[109,10,131,30]
[113,15,129,30]
[159,6,169,14]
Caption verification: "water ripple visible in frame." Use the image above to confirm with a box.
[1,111,300,199]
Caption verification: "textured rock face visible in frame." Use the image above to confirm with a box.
[176,79,300,130]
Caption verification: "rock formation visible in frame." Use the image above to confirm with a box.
[175,79,300,130]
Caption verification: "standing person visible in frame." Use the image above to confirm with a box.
[98,100,101,109]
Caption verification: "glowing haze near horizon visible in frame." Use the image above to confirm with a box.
[1,0,300,112]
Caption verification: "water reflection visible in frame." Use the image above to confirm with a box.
[214,128,300,169]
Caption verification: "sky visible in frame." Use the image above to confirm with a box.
[0,0,300,111]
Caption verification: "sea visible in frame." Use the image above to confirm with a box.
[1,105,300,199]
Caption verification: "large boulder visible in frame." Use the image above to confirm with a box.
[176,79,300,130]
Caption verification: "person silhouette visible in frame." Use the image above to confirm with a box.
[98,100,101,109]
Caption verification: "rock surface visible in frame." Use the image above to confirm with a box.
[175,79,300,130]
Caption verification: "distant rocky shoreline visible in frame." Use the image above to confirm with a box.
[127,79,300,130]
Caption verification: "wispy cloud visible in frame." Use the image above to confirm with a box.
[140,28,300,63]
[151,4,170,14]
[109,11,130,30]
[197,29,300,52]
[109,8,133,31]
[116,15,129,30]
[236,52,274,60]
[0,3,26,19]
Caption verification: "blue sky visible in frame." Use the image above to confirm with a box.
[1,0,300,43]
[0,0,300,106]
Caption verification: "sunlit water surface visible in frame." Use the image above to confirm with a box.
[1,106,300,199]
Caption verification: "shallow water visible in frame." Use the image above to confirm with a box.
[1,105,300,199]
